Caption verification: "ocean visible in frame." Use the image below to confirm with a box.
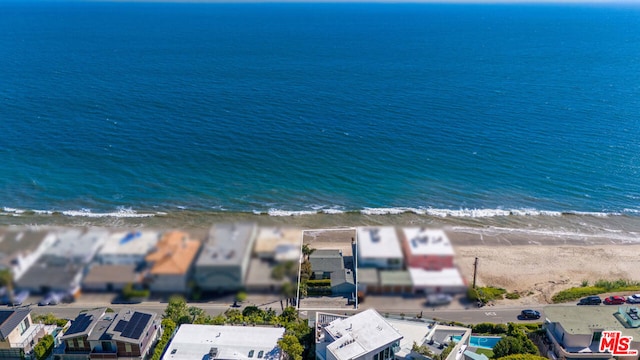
[1,1,640,239]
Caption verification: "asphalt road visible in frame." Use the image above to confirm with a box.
[25,300,557,325]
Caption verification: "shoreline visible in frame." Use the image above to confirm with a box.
[2,220,638,305]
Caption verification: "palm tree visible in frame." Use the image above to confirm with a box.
[301,245,315,260]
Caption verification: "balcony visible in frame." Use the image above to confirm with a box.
[13,324,45,352]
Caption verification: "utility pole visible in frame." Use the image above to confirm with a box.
[472,257,478,289]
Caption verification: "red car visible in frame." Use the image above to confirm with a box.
[604,296,626,305]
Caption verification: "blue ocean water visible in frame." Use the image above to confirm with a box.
[1,2,640,226]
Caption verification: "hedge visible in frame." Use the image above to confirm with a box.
[34,334,54,360]
[306,279,332,287]
[151,319,177,360]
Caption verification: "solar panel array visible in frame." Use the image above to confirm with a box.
[114,320,127,332]
[66,313,93,335]
[121,312,152,340]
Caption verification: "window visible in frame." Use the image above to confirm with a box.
[125,343,132,353]
[258,351,264,358]
[249,350,255,358]
[102,342,113,352]
[18,318,29,335]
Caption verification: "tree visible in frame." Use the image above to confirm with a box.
[164,295,189,324]
[302,245,315,260]
[278,334,304,360]
[188,306,206,323]
[300,260,312,281]
[493,337,521,358]
[242,305,263,318]
[281,306,298,323]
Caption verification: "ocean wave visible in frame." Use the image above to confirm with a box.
[0,205,632,219]
[266,209,318,217]
[1,207,160,218]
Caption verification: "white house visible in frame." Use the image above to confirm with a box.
[95,230,160,265]
[162,324,285,360]
[356,227,404,270]
[316,309,403,360]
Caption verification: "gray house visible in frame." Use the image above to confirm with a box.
[309,249,355,296]
[193,223,257,293]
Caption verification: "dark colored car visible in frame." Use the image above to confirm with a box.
[578,296,602,305]
[520,309,541,320]
[604,296,626,305]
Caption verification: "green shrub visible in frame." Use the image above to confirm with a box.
[551,286,606,303]
[472,323,508,335]
[34,335,54,360]
[505,292,520,300]
[122,283,150,300]
[478,286,507,301]
[151,319,177,360]
[306,279,332,287]
[552,279,640,303]
[33,313,68,327]
[306,286,332,296]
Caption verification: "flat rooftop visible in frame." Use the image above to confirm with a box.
[253,227,302,256]
[98,230,160,257]
[357,227,403,260]
[43,228,108,262]
[162,324,284,360]
[402,228,454,256]
[545,305,640,337]
[385,318,432,358]
[325,309,403,360]
[197,223,257,266]
[408,267,466,287]
[0,230,51,256]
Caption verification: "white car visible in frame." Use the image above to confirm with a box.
[426,293,453,306]
[627,294,640,304]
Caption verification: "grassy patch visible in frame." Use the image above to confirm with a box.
[505,292,520,300]
[475,348,494,358]
[552,279,640,303]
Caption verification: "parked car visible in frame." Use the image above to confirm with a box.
[38,291,63,306]
[9,290,30,306]
[627,294,640,304]
[604,295,626,305]
[578,296,602,305]
[520,309,541,320]
[426,293,453,306]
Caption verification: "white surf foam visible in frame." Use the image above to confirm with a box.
[267,209,318,217]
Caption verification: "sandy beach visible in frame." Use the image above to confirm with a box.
[451,230,640,305]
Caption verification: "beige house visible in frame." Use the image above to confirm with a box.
[0,309,46,360]
[145,231,201,293]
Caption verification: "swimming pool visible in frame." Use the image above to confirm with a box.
[451,335,502,349]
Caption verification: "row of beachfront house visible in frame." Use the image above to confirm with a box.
[0,225,465,301]
[0,224,300,300]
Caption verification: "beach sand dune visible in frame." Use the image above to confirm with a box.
[454,243,640,305]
